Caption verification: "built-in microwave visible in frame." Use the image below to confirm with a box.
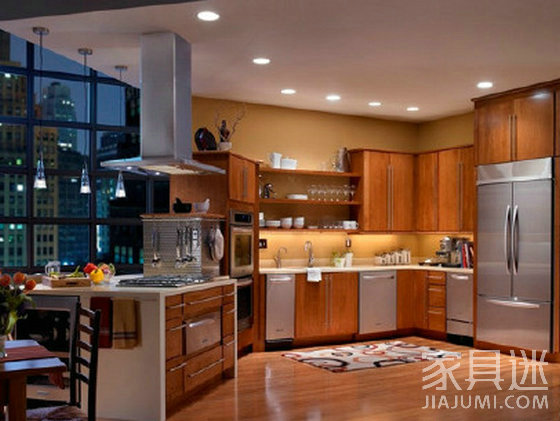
[229,210,254,278]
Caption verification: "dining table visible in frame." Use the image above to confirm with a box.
[0,339,66,421]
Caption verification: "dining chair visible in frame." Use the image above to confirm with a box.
[27,303,101,421]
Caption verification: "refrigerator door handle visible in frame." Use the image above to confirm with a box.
[504,205,512,274]
[487,298,540,309]
[512,205,519,275]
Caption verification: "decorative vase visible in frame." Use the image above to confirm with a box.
[218,141,232,151]
[0,334,7,359]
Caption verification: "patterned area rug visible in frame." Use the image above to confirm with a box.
[283,341,461,373]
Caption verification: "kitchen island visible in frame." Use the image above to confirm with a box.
[31,276,237,421]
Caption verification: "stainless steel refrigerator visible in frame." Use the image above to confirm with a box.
[476,157,553,351]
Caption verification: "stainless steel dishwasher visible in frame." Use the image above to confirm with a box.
[266,274,295,341]
[359,271,396,334]
[446,272,473,337]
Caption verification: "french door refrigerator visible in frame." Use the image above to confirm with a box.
[477,157,553,351]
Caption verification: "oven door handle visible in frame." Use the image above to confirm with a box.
[236,278,253,287]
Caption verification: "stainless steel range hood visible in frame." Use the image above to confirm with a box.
[102,32,224,175]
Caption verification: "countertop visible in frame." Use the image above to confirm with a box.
[32,275,235,298]
[259,264,473,275]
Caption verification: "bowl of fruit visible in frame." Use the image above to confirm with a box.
[84,262,116,285]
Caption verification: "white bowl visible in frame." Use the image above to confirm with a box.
[193,199,210,213]
[265,220,281,228]
[280,217,293,229]
[280,158,297,170]
[286,194,308,200]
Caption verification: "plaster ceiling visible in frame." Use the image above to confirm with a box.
[2,0,560,121]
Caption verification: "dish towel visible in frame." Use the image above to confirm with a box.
[112,298,139,349]
[307,268,322,282]
[90,297,113,348]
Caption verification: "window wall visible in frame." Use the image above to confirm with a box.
[0,30,169,273]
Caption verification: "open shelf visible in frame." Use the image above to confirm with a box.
[260,167,361,177]
[259,199,361,205]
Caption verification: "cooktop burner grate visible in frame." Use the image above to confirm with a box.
[117,276,209,288]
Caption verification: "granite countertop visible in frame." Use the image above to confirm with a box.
[32,274,235,298]
[259,262,473,275]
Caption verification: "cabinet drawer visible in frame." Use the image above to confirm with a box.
[166,295,184,320]
[223,335,235,373]
[185,345,223,393]
[428,285,446,308]
[166,318,185,361]
[222,303,235,337]
[166,361,185,405]
[427,307,446,332]
[222,285,235,304]
[426,271,446,285]
[184,288,223,318]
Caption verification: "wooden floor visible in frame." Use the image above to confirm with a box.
[168,337,560,421]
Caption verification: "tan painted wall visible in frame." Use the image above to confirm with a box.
[191,96,474,261]
[416,112,474,152]
[192,96,419,169]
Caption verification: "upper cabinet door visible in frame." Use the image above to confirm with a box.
[367,152,391,231]
[437,148,462,232]
[415,152,438,231]
[513,91,554,161]
[475,100,514,165]
[390,154,415,231]
[460,147,475,232]
[229,155,256,204]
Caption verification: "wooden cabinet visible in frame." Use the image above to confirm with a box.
[396,270,417,329]
[229,154,257,204]
[475,90,554,165]
[425,271,446,333]
[295,272,358,339]
[165,285,236,412]
[415,152,438,231]
[437,146,475,232]
[354,150,414,232]
[414,146,474,233]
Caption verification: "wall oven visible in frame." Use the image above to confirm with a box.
[229,210,255,333]
[229,210,254,278]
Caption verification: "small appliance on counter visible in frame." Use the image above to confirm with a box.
[421,236,472,268]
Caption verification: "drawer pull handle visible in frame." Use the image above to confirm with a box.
[225,309,236,315]
[428,287,443,293]
[188,358,224,378]
[428,310,444,315]
[188,318,216,329]
[427,275,444,280]
[167,303,185,310]
[186,296,223,306]
[169,324,186,332]
[224,340,235,346]
[224,292,236,297]
[169,362,187,372]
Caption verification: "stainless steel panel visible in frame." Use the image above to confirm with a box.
[186,311,221,354]
[447,320,473,336]
[477,157,552,185]
[477,183,512,297]
[512,180,552,301]
[142,217,222,277]
[359,271,396,334]
[446,272,473,323]
[266,274,295,340]
[476,296,551,351]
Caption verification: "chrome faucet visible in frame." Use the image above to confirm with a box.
[304,241,314,267]
[274,247,288,268]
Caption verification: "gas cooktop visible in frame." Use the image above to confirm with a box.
[117,276,210,288]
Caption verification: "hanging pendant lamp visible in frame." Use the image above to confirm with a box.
[33,26,49,190]
[78,47,92,194]
[114,65,128,199]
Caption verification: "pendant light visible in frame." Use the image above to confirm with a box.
[114,65,128,199]
[33,26,49,189]
[78,47,92,194]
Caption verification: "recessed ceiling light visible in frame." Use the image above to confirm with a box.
[281,88,296,95]
[197,11,220,21]
[368,101,382,107]
[406,106,419,112]
[477,81,493,89]
[326,94,341,101]
[253,57,270,65]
